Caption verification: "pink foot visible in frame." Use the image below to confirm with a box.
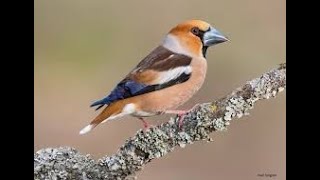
[164,103,200,129]
[138,117,150,131]
[177,112,187,129]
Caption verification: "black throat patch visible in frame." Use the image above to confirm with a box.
[194,29,209,58]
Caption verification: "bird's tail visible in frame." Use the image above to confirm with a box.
[79,100,126,135]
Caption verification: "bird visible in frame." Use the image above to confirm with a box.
[79,19,228,135]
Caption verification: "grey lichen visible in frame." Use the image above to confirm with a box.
[34,63,286,180]
[34,147,99,180]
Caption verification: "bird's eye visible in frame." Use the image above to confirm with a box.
[191,27,200,36]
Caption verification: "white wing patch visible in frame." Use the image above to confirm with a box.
[155,66,192,84]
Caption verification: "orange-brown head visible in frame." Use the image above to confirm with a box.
[163,20,228,58]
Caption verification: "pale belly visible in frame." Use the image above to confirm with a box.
[131,84,201,117]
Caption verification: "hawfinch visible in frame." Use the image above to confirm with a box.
[80,20,228,134]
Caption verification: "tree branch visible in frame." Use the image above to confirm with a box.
[34,63,286,180]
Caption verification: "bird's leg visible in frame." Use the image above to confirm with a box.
[164,110,188,129]
[163,103,200,129]
[138,117,150,130]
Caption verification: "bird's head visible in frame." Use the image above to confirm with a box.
[163,20,228,58]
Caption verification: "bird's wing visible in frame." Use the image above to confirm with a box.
[90,46,192,110]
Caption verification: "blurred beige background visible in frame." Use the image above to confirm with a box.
[34,0,285,179]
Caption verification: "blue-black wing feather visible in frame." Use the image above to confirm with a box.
[90,80,147,110]
[90,73,191,110]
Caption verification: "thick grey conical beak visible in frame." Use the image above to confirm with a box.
[203,27,229,46]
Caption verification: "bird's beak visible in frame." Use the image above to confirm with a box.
[203,27,229,46]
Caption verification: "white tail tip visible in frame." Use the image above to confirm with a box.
[79,124,94,135]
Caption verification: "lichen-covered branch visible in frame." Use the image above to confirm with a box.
[34,63,286,180]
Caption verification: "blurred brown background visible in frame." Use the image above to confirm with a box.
[34,0,285,179]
